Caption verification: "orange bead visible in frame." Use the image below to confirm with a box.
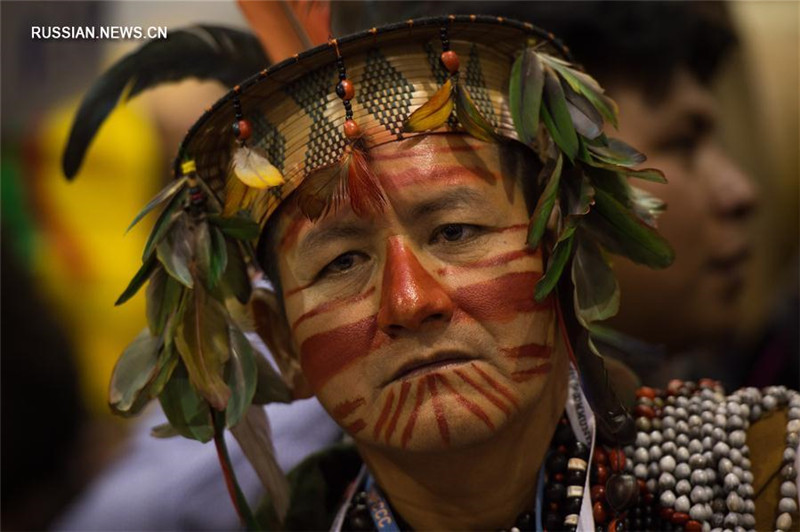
[590,485,605,502]
[634,404,656,419]
[635,386,657,399]
[685,520,702,531]
[234,119,252,140]
[593,446,608,465]
[671,512,690,525]
[440,50,460,74]
[592,501,607,524]
[336,79,355,101]
[343,119,361,139]
[607,448,626,473]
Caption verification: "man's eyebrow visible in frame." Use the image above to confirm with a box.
[408,187,485,219]
[296,223,371,259]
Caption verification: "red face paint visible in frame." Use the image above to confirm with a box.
[377,238,454,333]
[384,381,411,443]
[346,419,367,434]
[511,362,553,382]
[292,286,376,331]
[453,367,511,415]
[470,363,520,408]
[453,271,549,323]
[501,343,552,360]
[401,380,427,449]
[373,389,395,440]
[379,165,498,193]
[437,247,539,276]
[332,397,366,420]
[369,142,488,162]
[436,374,495,430]
[299,315,379,390]
[426,374,450,446]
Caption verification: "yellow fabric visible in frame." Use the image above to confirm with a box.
[33,98,163,413]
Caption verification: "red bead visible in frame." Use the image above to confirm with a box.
[235,119,252,140]
[592,501,607,524]
[635,386,657,399]
[590,484,605,502]
[699,378,716,389]
[671,512,690,525]
[607,448,626,473]
[594,464,608,485]
[659,507,674,521]
[557,445,568,454]
[336,79,355,101]
[343,119,361,139]
[666,379,684,395]
[554,473,564,482]
[685,519,702,531]
[593,446,608,465]
[637,479,647,493]
[634,404,656,419]
[440,50,460,73]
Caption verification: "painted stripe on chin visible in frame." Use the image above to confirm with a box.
[436,374,495,430]
[346,419,367,434]
[401,380,427,448]
[427,375,450,446]
[454,367,511,415]
[373,389,395,440]
[470,363,520,407]
[385,381,411,444]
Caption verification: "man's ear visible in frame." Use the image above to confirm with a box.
[250,287,314,399]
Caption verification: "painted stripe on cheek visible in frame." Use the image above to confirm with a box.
[401,380,426,449]
[385,381,411,443]
[501,343,552,360]
[346,419,367,434]
[373,389,395,440]
[291,286,376,331]
[437,374,494,430]
[427,375,450,446]
[453,271,548,323]
[300,315,378,390]
[437,248,538,276]
[511,362,553,382]
[332,397,365,419]
[470,363,520,408]
[453,368,510,415]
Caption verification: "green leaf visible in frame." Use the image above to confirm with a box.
[127,177,187,233]
[509,48,544,145]
[146,267,183,337]
[195,222,227,290]
[225,326,258,427]
[142,188,187,262]
[540,54,618,128]
[571,237,620,327]
[252,349,292,405]
[207,214,261,241]
[220,239,252,304]
[455,81,497,143]
[150,339,179,398]
[159,363,214,443]
[527,153,563,248]
[150,422,180,439]
[156,215,194,288]
[174,283,232,411]
[109,329,163,416]
[588,187,674,268]
[534,222,576,301]
[115,256,158,306]
[542,67,579,160]
[588,138,646,167]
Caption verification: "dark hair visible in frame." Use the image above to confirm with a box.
[333,1,738,102]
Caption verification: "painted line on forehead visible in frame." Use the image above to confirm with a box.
[384,381,411,444]
[510,362,553,382]
[332,397,366,420]
[427,375,450,446]
[291,286,377,331]
[453,368,510,415]
[437,374,495,430]
[346,419,367,435]
[470,363,520,408]
[369,143,489,162]
[299,315,378,391]
[501,343,552,360]
[453,271,548,323]
[437,248,539,276]
[380,165,500,193]
[401,380,426,449]
[373,389,395,441]
[278,211,310,252]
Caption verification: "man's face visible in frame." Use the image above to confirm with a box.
[271,135,558,451]
[609,70,757,349]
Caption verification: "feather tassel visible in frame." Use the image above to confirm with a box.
[231,145,285,189]
[403,78,454,133]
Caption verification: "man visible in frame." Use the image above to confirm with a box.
[60,8,797,532]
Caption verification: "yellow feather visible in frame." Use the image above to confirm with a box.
[403,78,454,133]
[232,147,285,189]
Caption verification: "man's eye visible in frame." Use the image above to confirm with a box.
[319,252,366,277]
[431,224,480,244]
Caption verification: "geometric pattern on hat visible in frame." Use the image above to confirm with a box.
[466,43,498,129]
[361,49,415,139]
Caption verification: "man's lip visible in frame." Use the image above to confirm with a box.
[388,352,477,384]
[707,246,751,272]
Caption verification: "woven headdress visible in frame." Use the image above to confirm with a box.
[64,13,674,526]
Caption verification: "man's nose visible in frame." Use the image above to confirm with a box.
[377,237,454,335]
[707,145,758,221]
